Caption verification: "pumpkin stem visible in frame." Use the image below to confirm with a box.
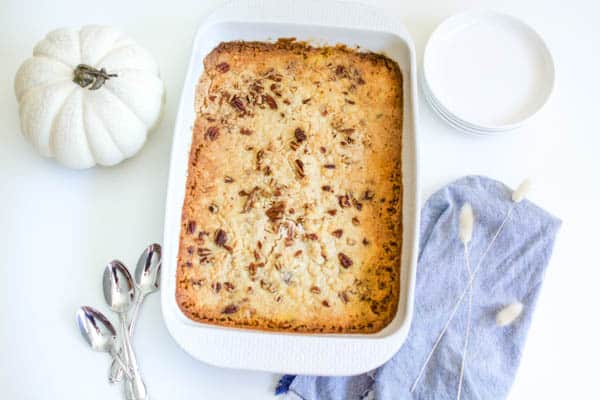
[73,64,117,90]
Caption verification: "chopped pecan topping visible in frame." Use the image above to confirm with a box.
[256,150,264,171]
[222,304,239,314]
[326,209,337,216]
[294,128,307,142]
[352,217,360,226]
[322,300,331,307]
[230,96,246,113]
[319,146,327,154]
[294,159,305,178]
[223,282,235,291]
[204,126,219,141]
[263,94,278,109]
[323,164,336,169]
[331,229,343,238]
[187,220,196,234]
[257,240,263,249]
[215,62,230,73]
[249,81,263,93]
[266,201,286,221]
[340,128,355,134]
[290,141,300,150]
[338,291,350,304]
[241,186,260,213]
[260,280,276,293]
[363,190,375,200]
[294,249,303,257]
[208,204,218,214]
[362,238,370,246]
[191,278,204,287]
[215,229,228,247]
[240,127,253,135]
[322,185,332,192]
[264,165,272,175]
[353,199,363,211]
[212,282,222,293]
[198,248,211,257]
[253,249,261,261]
[264,70,282,82]
[310,286,321,294]
[304,233,319,241]
[338,195,351,208]
[224,175,234,183]
[335,65,346,76]
[338,253,353,268]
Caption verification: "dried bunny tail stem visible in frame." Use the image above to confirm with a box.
[456,245,473,400]
[459,203,474,244]
[496,302,524,326]
[512,178,532,203]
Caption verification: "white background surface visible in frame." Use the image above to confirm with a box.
[1,0,598,399]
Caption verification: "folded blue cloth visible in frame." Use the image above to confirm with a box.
[278,176,561,400]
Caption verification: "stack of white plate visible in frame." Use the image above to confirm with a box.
[422,10,555,136]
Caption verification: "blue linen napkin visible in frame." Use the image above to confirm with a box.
[277,176,561,400]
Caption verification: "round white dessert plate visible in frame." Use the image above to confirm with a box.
[422,75,503,136]
[423,10,555,132]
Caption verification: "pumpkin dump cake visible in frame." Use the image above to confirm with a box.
[176,40,403,333]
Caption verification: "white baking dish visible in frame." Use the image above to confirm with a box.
[162,0,419,376]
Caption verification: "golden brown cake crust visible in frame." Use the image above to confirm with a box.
[176,39,403,333]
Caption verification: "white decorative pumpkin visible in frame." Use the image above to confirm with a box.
[14,25,164,169]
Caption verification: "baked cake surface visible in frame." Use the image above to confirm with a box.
[176,40,403,333]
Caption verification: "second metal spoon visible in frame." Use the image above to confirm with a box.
[76,306,133,380]
[104,260,148,400]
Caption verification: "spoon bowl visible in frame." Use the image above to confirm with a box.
[135,243,162,296]
[103,260,135,313]
[76,306,117,352]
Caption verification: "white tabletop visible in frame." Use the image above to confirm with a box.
[1,0,599,399]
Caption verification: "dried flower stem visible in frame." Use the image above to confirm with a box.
[457,244,473,400]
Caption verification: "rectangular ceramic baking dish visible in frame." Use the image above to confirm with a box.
[162,0,419,376]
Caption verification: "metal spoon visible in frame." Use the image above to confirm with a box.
[76,306,133,380]
[109,244,162,383]
[103,260,148,400]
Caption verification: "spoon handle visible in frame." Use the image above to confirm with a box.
[119,312,148,400]
[128,292,144,336]
[109,348,133,380]
[110,293,145,383]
